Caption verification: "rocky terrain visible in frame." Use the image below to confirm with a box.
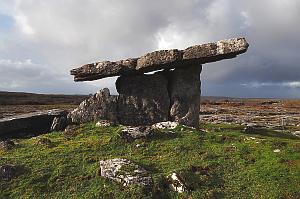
[200,99,300,138]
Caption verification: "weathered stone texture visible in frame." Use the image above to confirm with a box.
[68,88,117,124]
[99,158,153,187]
[136,49,182,71]
[168,65,202,128]
[71,38,248,81]
[71,58,137,81]
[116,73,170,126]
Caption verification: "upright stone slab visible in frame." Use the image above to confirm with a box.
[168,65,202,128]
[116,73,170,126]
[68,88,117,124]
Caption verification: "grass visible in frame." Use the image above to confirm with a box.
[0,122,299,199]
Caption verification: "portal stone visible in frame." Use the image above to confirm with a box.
[116,73,170,126]
[168,65,202,128]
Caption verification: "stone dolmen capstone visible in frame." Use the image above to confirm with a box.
[69,38,249,128]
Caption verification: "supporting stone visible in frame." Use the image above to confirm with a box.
[68,88,118,124]
[116,73,170,126]
[168,65,202,128]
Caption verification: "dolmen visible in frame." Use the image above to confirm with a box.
[69,38,249,128]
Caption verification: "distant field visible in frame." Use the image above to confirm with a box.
[0,91,87,105]
[0,91,88,118]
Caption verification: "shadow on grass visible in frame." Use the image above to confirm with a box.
[245,128,300,140]
[149,131,182,141]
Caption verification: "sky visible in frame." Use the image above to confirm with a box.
[0,0,299,98]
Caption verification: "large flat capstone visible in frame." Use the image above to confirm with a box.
[71,38,249,81]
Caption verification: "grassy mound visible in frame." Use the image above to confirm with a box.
[0,123,299,198]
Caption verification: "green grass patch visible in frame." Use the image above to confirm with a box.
[0,122,299,198]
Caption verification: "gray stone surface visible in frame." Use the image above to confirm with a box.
[136,49,182,71]
[68,88,118,124]
[0,109,68,139]
[168,65,202,128]
[95,120,113,127]
[71,38,249,81]
[71,59,137,81]
[120,126,155,140]
[167,172,188,193]
[151,121,179,130]
[50,115,67,132]
[116,73,170,126]
[99,158,153,187]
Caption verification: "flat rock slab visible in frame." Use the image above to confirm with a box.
[99,158,153,187]
[0,109,68,139]
[71,38,248,81]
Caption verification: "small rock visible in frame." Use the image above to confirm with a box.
[167,172,187,193]
[95,120,112,127]
[273,149,281,153]
[36,138,52,146]
[0,164,19,181]
[99,158,153,187]
[244,123,258,133]
[0,140,15,151]
[292,131,300,137]
[120,126,155,140]
[151,121,179,130]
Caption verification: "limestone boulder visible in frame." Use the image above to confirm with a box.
[120,126,155,141]
[99,158,153,187]
[68,88,118,124]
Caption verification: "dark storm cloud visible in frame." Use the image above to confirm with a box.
[0,0,299,97]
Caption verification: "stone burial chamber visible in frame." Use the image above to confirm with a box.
[68,38,249,128]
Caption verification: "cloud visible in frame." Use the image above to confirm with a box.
[242,82,300,89]
[0,0,299,98]
[0,59,99,94]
